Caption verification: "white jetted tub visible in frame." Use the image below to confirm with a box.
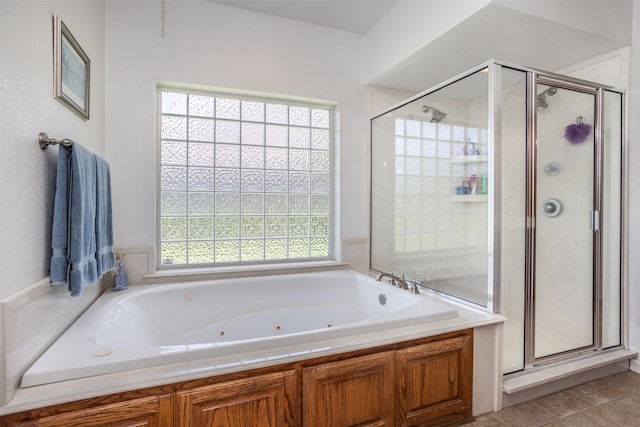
[22,270,458,387]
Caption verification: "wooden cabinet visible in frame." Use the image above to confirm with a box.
[303,351,395,427]
[1,330,473,427]
[302,333,472,427]
[176,371,297,427]
[396,335,472,427]
[3,395,173,427]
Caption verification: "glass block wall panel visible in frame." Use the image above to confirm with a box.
[188,95,214,117]
[289,106,310,126]
[188,143,215,166]
[161,141,187,165]
[241,101,265,122]
[266,103,288,124]
[162,92,187,115]
[189,118,215,142]
[162,192,187,215]
[265,217,287,237]
[162,116,187,140]
[391,117,488,253]
[265,194,287,214]
[159,89,332,265]
[241,240,264,261]
[216,98,240,120]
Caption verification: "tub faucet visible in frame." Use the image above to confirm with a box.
[375,272,409,290]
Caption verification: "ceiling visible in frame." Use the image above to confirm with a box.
[369,3,629,94]
[208,1,629,94]
[210,0,399,34]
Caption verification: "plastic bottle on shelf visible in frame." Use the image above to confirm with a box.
[469,174,477,195]
[480,173,488,195]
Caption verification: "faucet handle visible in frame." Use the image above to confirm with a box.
[399,274,409,289]
[405,278,421,294]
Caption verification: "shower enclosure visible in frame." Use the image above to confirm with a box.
[370,60,624,374]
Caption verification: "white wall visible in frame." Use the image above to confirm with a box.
[493,0,633,44]
[0,0,106,298]
[363,0,490,83]
[105,1,367,270]
[0,0,106,405]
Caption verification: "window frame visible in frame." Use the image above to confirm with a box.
[156,84,336,270]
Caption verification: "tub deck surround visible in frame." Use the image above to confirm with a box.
[22,270,459,387]
[2,270,505,415]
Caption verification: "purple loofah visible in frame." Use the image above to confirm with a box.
[564,116,591,144]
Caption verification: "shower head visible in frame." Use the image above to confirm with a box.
[431,109,447,123]
[536,95,548,110]
[536,87,558,110]
[422,105,447,123]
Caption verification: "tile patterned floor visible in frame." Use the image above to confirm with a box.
[465,370,640,426]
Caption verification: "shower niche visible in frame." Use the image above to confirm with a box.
[370,59,625,374]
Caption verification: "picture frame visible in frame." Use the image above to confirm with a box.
[53,15,90,120]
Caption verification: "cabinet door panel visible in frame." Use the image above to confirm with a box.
[176,370,296,427]
[396,333,472,427]
[303,351,395,427]
[3,396,170,427]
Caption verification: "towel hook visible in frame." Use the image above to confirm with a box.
[39,132,72,150]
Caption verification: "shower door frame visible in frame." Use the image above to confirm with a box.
[523,71,610,368]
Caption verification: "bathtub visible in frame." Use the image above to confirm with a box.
[21,270,458,388]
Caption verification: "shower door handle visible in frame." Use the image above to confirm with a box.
[590,210,600,231]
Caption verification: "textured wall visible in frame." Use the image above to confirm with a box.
[0,0,106,405]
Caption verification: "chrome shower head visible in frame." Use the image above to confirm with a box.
[536,94,548,110]
[536,87,558,110]
[422,105,446,122]
[431,109,447,123]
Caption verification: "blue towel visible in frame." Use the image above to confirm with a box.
[50,143,115,296]
[94,156,115,277]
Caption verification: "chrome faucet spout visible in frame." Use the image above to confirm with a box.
[375,271,409,289]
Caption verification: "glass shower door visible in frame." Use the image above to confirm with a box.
[532,81,597,360]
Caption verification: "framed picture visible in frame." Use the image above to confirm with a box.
[53,15,90,120]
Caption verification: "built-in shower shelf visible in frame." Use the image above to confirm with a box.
[451,195,487,202]
[452,155,488,163]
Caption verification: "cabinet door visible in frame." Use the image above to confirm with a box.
[2,395,173,427]
[175,370,297,427]
[396,333,472,427]
[303,351,395,427]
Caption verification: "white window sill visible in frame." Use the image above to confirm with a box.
[142,260,350,283]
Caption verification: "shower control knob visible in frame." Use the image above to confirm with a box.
[543,198,563,217]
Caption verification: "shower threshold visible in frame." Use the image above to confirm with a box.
[502,348,637,407]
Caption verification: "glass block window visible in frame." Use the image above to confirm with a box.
[159,89,332,266]
[394,118,488,252]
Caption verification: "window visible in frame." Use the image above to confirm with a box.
[158,88,332,266]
